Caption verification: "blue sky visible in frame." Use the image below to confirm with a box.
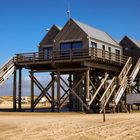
[0,0,140,65]
[0,0,140,95]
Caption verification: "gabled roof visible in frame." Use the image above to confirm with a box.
[39,24,61,46]
[126,36,140,48]
[54,25,62,30]
[72,19,120,47]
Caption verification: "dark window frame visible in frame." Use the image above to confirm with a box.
[60,41,83,58]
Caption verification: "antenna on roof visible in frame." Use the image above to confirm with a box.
[67,1,71,25]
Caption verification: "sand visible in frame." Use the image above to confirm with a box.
[0,112,140,140]
[0,97,140,140]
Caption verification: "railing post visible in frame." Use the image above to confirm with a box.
[70,49,72,60]
[33,53,36,63]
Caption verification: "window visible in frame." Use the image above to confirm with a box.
[60,41,83,58]
[72,42,83,56]
[60,43,71,58]
[72,42,82,49]
[43,47,53,59]
[60,43,71,51]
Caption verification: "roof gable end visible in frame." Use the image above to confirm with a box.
[39,25,61,47]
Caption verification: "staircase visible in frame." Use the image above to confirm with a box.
[113,57,132,106]
[0,57,15,86]
[99,77,117,113]
[99,57,132,113]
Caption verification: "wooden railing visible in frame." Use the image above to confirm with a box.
[15,48,128,65]
[113,76,128,105]
[111,57,132,107]
[0,57,15,85]
[130,58,140,82]
[118,57,132,84]
[0,57,14,77]
[99,77,117,113]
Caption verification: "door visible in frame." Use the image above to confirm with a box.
[43,47,53,59]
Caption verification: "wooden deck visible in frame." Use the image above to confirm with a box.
[14,48,128,72]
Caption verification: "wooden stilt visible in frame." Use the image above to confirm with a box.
[60,75,88,110]
[13,69,17,112]
[69,74,72,111]
[57,72,60,112]
[86,70,90,102]
[30,71,34,112]
[18,68,22,111]
[51,72,55,112]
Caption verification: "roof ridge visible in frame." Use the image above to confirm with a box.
[54,24,62,30]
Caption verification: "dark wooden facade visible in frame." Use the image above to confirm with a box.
[120,36,140,63]
[39,25,61,52]
[54,19,89,51]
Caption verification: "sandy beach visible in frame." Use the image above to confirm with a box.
[0,112,140,140]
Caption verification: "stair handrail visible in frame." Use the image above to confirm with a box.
[113,76,128,105]
[0,57,14,77]
[111,58,132,106]
[88,74,109,106]
[118,57,132,84]
[99,77,116,106]
[130,58,140,82]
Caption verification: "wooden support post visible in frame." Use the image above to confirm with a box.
[104,72,108,104]
[51,72,55,112]
[18,68,22,111]
[69,74,72,111]
[103,104,106,122]
[86,70,90,103]
[13,69,17,112]
[30,71,34,112]
[57,72,60,112]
